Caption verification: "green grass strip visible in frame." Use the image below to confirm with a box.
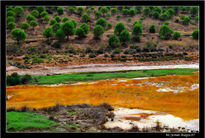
[31,68,198,85]
[6,111,56,132]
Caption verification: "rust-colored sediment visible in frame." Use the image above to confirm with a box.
[6,72,199,121]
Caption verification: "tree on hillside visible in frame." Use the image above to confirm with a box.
[14,6,24,18]
[192,29,199,40]
[57,6,64,15]
[111,8,118,15]
[119,29,131,44]
[36,6,45,13]
[80,23,90,34]
[114,22,126,36]
[40,11,48,18]
[108,34,120,49]
[26,14,35,22]
[132,23,143,42]
[149,24,156,33]
[94,11,102,19]
[61,21,75,40]
[173,31,181,40]
[7,22,16,30]
[21,22,30,30]
[30,20,38,30]
[93,25,104,39]
[55,16,62,23]
[7,11,16,17]
[7,16,15,24]
[31,10,39,18]
[68,6,76,15]
[52,22,61,33]
[55,28,66,41]
[129,8,137,16]
[62,17,69,22]
[75,27,86,39]
[77,7,84,16]
[49,19,57,25]
[43,27,54,41]
[71,20,77,28]
[96,17,107,29]
[143,7,151,16]
[43,15,50,24]
[11,28,26,44]
[82,14,90,23]
[159,24,173,40]
[100,7,109,17]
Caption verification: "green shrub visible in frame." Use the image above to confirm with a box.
[96,17,107,29]
[82,14,90,23]
[112,48,121,54]
[119,29,131,43]
[11,28,26,44]
[21,22,30,30]
[173,31,181,40]
[116,15,121,19]
[21,74,32,84]
[49,19,57,25]
[159,25,173,40]
[80,23,90,34]
[55,16,61,23]
[32,56,44,64]
[93,25,104,39]
[57,6,64,15]
[114,22,126,36]
[149,24,156,33]
[89,53,96,58]
[7,22,16,30]
[192,30,199,40]
[132,23,142,42]
[108,35,120,49]
[7,73,21,86]
[52,42,61,49]
[76,27,86,38]
[62,17,69,22]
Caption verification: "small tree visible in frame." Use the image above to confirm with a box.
[94,11,102,19]
[62,21,75,40]
[143,7,151,16]
[30,20,38,30]
[52,22,61,33]
[77,7,84,16]
[80,23,90,34]
[36,6,45,13]
[108,34,120,49]
[31,10,39,18]
[11,28,26,44]
[7,72,21,86]
[14,6,24,18]
[111,8,118,15]
[100,7,109,17]
[114,22,126,36]
[68,6,75,15]
[7,22,16,30]
[21,22,30,30]
[71,20,77,28]
[57,6,64,15]
[26,14,35,22]
[55,29,66,41]
[76,27,86,39]
[43,15,50,24]
[149,24,156,33]
[49,19,57,25]
[153,11,160,19]
[62,17,69,22]
[173,31,181,40]
[192,29,199,40]
[7,16,15,24]
[132,23,143,42]
[43,27,54,41]
[82,14,90,23]
[119,29,131,44]
[129,8,137,16]
[93,25,104,39]
[55,16,62,23]
[40,11,48,18]
[7,11,16,17]
[96,17,107,29]
[159,25,173,40]
[122,8,129,16]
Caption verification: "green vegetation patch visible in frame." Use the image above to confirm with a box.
[6,111,56,132]
[32,68,198,85]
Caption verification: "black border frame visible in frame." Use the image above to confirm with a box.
[1,1,204,138]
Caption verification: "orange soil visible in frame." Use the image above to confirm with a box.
[6,72,199,120]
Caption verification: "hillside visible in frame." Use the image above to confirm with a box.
[6,6,199,70]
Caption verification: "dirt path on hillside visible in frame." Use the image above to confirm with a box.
[6,62,199,76]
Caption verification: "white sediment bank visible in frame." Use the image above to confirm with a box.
[104,107,199,132]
